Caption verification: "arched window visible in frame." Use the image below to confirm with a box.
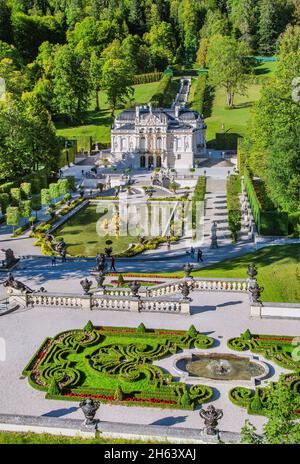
[157,137,162,150]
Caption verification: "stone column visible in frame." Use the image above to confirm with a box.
[130,299,140,312]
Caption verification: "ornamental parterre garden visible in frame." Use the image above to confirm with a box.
[22,322,214,409]
[228,330,300,416]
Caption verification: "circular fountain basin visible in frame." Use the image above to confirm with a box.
[174,353,269,386]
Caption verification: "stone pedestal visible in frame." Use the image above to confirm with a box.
[81,297,92,310]
[130,299,140,312]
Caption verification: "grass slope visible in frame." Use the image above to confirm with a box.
[138,245,300,303]
[206,61,277,143]
[56,81,161,143]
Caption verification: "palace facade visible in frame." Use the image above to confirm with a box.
[110,104,206,169]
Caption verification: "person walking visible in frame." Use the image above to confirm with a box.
[197,248,203,262]
[51,255,56,266]
[190,246,195,259]
[110,255,117,272]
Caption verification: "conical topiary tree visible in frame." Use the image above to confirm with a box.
[187,325,198,338]
[136,322,146,333]
[117,274,125,287]
[114,385,124,401]
[250,391,262,412]
[84,320,94,333]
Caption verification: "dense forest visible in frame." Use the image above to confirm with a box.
[0,0,299,219]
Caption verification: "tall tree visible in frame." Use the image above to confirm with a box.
[52,44,90,119]
[207,34,251,107]
[101,58,133,116]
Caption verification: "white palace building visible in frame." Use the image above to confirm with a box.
[110,102,207,170]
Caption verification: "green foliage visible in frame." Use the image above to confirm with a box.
[117,274,125,287]
[244,168,288,236]
[58,179,69,196]
[23,324,214,410]
[41,188,50,206]
[83,320,94,333]
[47,379,60,397]
[187,325,198,338]
[207,34,252,108]
[227,175,241,242]
[136,323,146,334]
[20,182,31,198]
[133,72,162,85]
[190,75,207,114]
[6,206,19,227]
[49,183,60,202]
[20,199,31,218]
[0,193,10,213]
[66,176,76,192]
[150,75,171,107]
[114,385,124,401]
[10,188,21,206]
[180,391,191,408]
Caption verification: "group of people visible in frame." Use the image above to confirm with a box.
[96,253,117,272]
[189,247,204,262]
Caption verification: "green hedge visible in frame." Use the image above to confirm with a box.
[23,324,214,410]
[150,75,172,107]
[227,175,241,242]
[244,168,288,236]
[192,176,206,229]
[132,72,163,85]
[190,75,207,114]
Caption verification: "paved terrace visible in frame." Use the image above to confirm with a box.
[0,285,298,436]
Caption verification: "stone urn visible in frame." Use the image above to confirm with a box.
[79,398,100,426]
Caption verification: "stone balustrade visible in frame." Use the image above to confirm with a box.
[17,291,190,314]
[101,278,249,299]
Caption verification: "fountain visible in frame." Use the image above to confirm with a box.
[174,353,268,386]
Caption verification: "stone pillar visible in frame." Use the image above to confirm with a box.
[180,301,190,314]
[250,304,262,318]
[81,297,92,310]
[130,299,140,312]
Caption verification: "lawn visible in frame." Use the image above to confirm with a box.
[0,431,166,444]
[23,324,213,408]
[53,205,141,257]
[135,245,300,303]
[55,81,161,144]
[205,61,278,143]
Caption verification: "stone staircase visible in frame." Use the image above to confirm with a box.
[203,178,232,246]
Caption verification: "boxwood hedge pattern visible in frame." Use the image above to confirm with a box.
[23,325,214,410]
[228,330,300,416]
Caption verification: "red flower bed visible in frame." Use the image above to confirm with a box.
[65,392,114,400]
[256,337,293,343]
[157,331,184,336]
[108,273,182,279]
[64,392,177,405]
[111,280,163,285]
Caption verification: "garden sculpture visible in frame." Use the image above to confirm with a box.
[80,278,93,295]
[129,281,141,298]
[3,273,33,293]
[178,280,194,300]
[249,281,264,304]
[210,221,218,249]
[79,398,100,426]
[183,263,193,278]
[199,405,223,436]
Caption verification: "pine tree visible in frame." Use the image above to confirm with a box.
[258,0,279,55]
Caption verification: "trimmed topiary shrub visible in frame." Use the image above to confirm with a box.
[114,386,124,401]
[84,320,94,333]
[181,391,191,408]
[136,323,146,334]
[187,325,198,338]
